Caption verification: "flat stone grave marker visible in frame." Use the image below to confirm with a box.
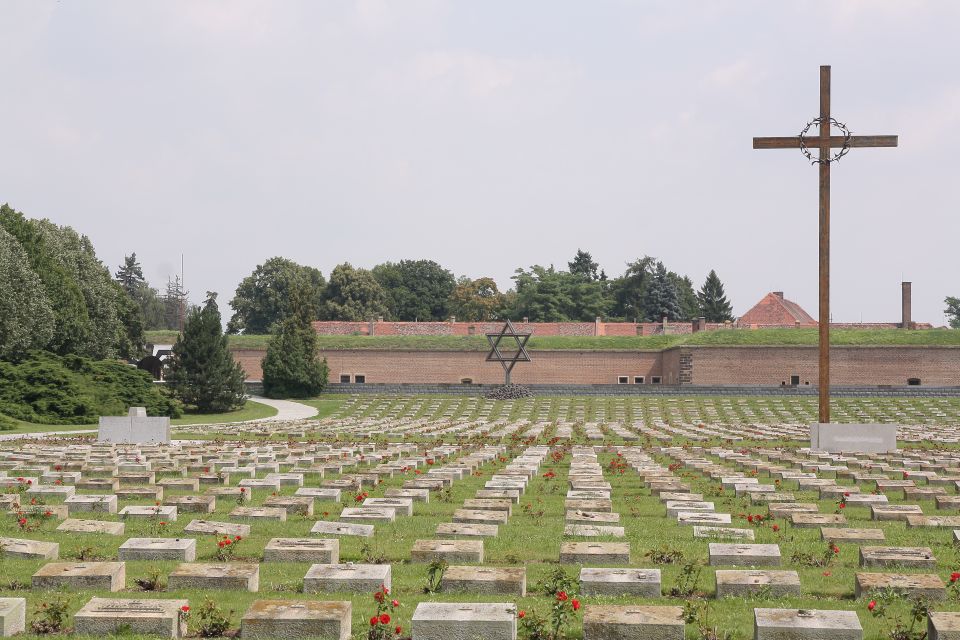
[240,600,351,640]
[339,507,395,524]
[295,487,343,501]
[120,505,177,521]
[715,570,801,597]
[709,543,781,566]
[0,537,58,559]
[302,563,391,592]
[855,572,946,599]
[435,522,498,538]
[658,492,704,502]
[935,496,960,510]
[229,506,286,521]
[564,524,626,537]
[76,478,119,491]
[463,498,512,515]
[559,542,630,564]
[385,488,430,503]
[452,508,509,525]
[57,518,125,535]
[439,566,526,596]
[183,520,250,538]
[118,538,196,561]
[859,546,935,568]
[820,527,885,543]
[666,501,715,517]
[928,611,960,640]
[115,486,163,500]
[206,487,251,502]
[566,510,620,524]
[157,478,199,491]
[32,562,125,591]
[790,513,846,527]
[582,605,684,640]
[411,602,516,640]
[310,521,374,538]
[842,494,888,505]
[411,539,484,563]
[565,498,612,512]
[168,562,259,591]
[752,492,797,504]
[872,504,923,521]
[753,607,862,640]
[74,597,188,639]
[64,494,118,514]
[0,598,25,637]
[363,497,414,516]
[263,538,339,563]
[579,568,660,597]
[25,484,75,498]
[475,489,520,503]
[907,515,960,528]
[677,512,732,526]
[693,526,755,540]
[768,503,819,517]
[263,496,314,516]
[164,495,216,514]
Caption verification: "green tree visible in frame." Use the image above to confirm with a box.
[115,253,146,295]
[115,253,165,331]
[568,249,601,282]
[372,260,456,321]
[669,273,700,321]
[509,265,573,322]
[642,262,682,322]
[261,286,328,398]
[162,276,190,331]
[447,277,504,321]
[166,293,246,413]
[945,297,960,329]
[698,270,734,322]
[319,263,390,321]
[228,257,325,334]
[0,227,55,358]
[113,283,146,360]
[609,256,656,321]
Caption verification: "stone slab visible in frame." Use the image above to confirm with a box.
[240,599,351,640]
[0,537,58,559]
[582,605,684,640]
[411,602,516,640]
[57,519,125,535]
[754,608,862,640]
[579,568,660,597]
[0,598,25,637]
[810,422,897,454]
[441,565,526,596]
[32,562,125,591]
[854,572,945,599]
[118,538,196,562]
[715,570,800,597]
[411,539,483,563]
[303,563,391,593]
[310,521,374,538]
[168,562,259,591]
[708,543,781,566]
[74,597,187,638]
[559,542,630,564]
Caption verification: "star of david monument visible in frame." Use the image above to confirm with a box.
[485,319,532,386]
[753,65,899,453]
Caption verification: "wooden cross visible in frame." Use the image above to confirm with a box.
[753,65,897,424]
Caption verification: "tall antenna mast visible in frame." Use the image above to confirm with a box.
[179,253,184,334]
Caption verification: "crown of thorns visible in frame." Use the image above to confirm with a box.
[798,116,852,165]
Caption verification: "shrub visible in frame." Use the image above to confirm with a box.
[0,352,180,424]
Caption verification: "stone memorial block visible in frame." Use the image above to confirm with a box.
[753,608,862,640]
[118,538,196,562]
[565,499,612,513]
[339,507,395,524]
[441,566,526,596]
[116,486,163,500]
[566,510,620,525]
[871,505,923,521]
[411,602,516,640]
[264,496,314,516]
[0,598,25,637]
[476,489,520,503]
[560,542,630,564]
[64,494,117,514]
[659,492,704,502]
[855,572,945,599]
[263,538,339,563]
[230,506,287,521]
[790,513,846,528]
[385,488,430,503]
[183,520,250,538]
[810,423,896,454]
[303,563,391,593]
[463,499,512,516]
[582,605,684,640]
[842,494,888,506]
[820,528,885,543]
[768,503,818,519]
[452,508,508,525]
[295,488,343,502]
[677,512,731,526]
[564,524,626,537]
[665,501,714,518]
[57,518,125,535]
[157,478,200,492]
[98,407,171,445]
[164,495,216,514]
[363,498,414,516]
[579,568,660,597]
[435,522,498,538]
[25,484,75,499]
[241,600,351,640]
[0,537,58,559]
[411,539,484,563]
[74,598,188,638]
[859,546,935,569]
[32,562,126,591]
[929,611,960,640]
[693,526,755,540]
[709,543,781,566]
[207,487,251,502]
[76,478,119,491]
[715,570,801,597]
[120,505,178,522]
[310,521,374,538]
[168,563,259,591]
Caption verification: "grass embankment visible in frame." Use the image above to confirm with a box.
[147,328,960,352]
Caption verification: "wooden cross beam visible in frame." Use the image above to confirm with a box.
[753,65,897,424]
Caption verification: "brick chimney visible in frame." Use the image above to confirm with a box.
[773,291,784,299]
[902,282,912,329]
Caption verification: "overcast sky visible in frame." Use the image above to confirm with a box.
[2,1,957,325]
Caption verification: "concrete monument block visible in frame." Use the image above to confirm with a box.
[0,598,25,637]
[810,423,896,454]
[98,407,171,445]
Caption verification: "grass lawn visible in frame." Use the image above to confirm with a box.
[298,397,349,419]
[146,328,960,353]
[172,399,277,425]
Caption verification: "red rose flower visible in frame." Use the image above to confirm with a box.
[556,591,568,601]
[379,613,390,625]
[181,606,190,613]
[572,599,580,611]
[370,616,379,626]
[518,611,526,619]
[868,600,876,611]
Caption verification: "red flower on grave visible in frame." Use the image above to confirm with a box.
[218,541,226,548]
[395,626,402,635]
[517,611,526,619]
[839,503,846,509]
[903,472,910,479]
[181,606,190,613]
[391,600,399,608]
[571,599,581,611]
[772,525,779,532]
[822,571,831,577]
[844,492,850,497]
[556,591,568,602]
[951,572,960,583]
[235,535,242,542]
[44,511,52,517]
[159,522,167,527]
[240,488,246,493]
[832,545,840,554]
[370,617,379,626]
[867,600,876,611]
[379,613,390,625]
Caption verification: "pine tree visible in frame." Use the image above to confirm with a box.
[262,286,328,398]
[162,276,189,331]
[115,254,146,296]
[166,293,246,413]
[642,262,682,322]
[697,269,734,322]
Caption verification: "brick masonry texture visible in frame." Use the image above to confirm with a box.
[231,345,960,387]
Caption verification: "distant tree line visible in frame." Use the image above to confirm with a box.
[226,250,735,335]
